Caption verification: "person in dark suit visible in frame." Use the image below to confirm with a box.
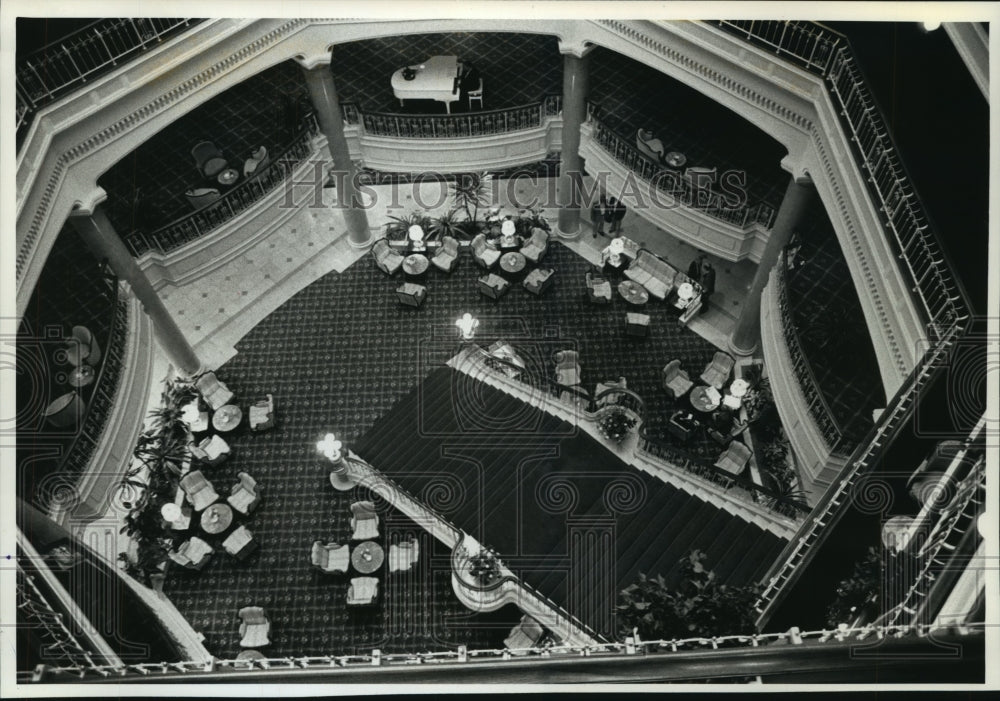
[688,254,705,281]
[610,197,627,234]
[699,261,716,314]
[591,194,607,237]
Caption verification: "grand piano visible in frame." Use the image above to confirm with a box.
[390,55,461,113]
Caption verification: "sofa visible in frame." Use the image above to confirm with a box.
[625,250,678,300]
[520,227,549,263]
[372,239,404,276]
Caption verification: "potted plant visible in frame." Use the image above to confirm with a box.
[466,548,502,585]
[450,171,493,235]
[598,406,638,444]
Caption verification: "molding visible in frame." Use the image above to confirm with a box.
[943,22,989,101]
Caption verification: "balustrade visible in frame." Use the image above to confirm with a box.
[359,100,552,139]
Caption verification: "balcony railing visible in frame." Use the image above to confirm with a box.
[589,119,778,231]
[123,113,320,257]
[711,20,968,338]
[350,94,562,139]
[773,257,844,451]
[17,562,98,671]
[22,620,985,682]
[16,19,202,145]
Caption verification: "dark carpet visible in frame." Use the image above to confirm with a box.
[161,238,744,657]
[353,366,787,640]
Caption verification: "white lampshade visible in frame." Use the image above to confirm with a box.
[408,225,424,242]
[609,238,624,254]
[161,503,182,522]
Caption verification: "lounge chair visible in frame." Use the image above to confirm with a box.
[238,606,271,648]
[311,541,350,574]
[715,440,752,476]
[388,539,420,573]
[523,267,554,296]
[242,145,268,178]
[504,615,545,654]
[372,239,404,276]
[554,349,581,387]
[248,394,275,432]
[478,273,509,300]
[347,577,379,605]
[431,235,460,273]
[227,472,261,515]
[585,271,612,304]
[350,501,380,540]
[191,434,231,466]
[180,470,219,511]
[191,141,228,178]
[396,282,427,308]
[194,370,234,411]
[168,536,214,570]
[520,227,549,263]
[471,233,501,269]
[223,526,258,560]
[700,351,735,390]
[662,359,694,399]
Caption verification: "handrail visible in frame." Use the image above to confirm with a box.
[16,560,99,671]
[753,318,965,624]
[123,113,320,256]
[23,621,986,682]
[588,117,778,231]
[773,256,844,450]
[711,20,969,336]
[358,95,562,139]
[16,19,203,147]
[636,424,810,518]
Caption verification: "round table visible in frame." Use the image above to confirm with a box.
[665,151,687,168]
[402,253,430,279]
[200,503,234,535]
[212,404,243,432]
[618,280,650,306]
[351,541,385,574]
[67,364,95,388]
[217,168,239,186]
[499,251,527,277]
[689,385,721,413]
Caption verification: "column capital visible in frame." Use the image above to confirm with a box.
[292,47,334,72]
[70,186,109,217]
[779,154,813,185]
[558,38,596,59]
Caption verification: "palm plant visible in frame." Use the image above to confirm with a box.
[429,208,467,241]
[450,171,493,227]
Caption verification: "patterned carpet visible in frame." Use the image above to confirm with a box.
[161,240,725,658]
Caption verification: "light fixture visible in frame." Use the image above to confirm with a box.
[608,237,625,267]
[455,313,480,341]
[921,20,941,32]
[317,432,354,491]
[408,224,425,249]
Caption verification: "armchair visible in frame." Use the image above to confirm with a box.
[431,235,460,273]
[662,359,694,399]
[191,141,228,178]
[311,541,350,574]
[700,351,735,389]
[350,501,380,540]
[504,615,546,654]
[585,271,612,304]
[248,394,275,432]
[554,349,581,387]
[520,227,549,263]
[238,606,271,648]
[396,282,427,308]
[227,472,261,515]
[523,267,554,296]
[184,187,221,210]
[636,128,666,163]
[194,371,234,411]
[191,434,231,466]
[714,440,752,476]
[478,273,510,300]
[242,145,268,178]
[180,470,220,511]
[223,526,258,560]
[347,577,379,605]
[372,239,404,276]
[388,539,420,573]
[169,536,214,570]
[471,234,501,269]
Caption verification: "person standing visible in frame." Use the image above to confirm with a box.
[591,194,607,237]
[610,196,627,234]
[688,253,705,281]
[699,261,716,314]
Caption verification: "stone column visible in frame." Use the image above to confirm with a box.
[69,188,202,376]
[297,53,372,248]
[728,171,814,356]
[555,40,593,239]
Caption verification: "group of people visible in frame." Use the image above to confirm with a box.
[590,194,628,237]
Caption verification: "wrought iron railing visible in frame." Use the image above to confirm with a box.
[123,113,320,256]
[711,20,968,338]
[22,620,985,682]
[356,94,562,139]
[17,562,99,671]
[636,425,809,519]
[753,317,966,622]
[589,119,778,230]
[16,19,202,145]
[773,257,844,451]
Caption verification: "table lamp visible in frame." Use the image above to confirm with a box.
[608,237,625,267]
[408,224,425,251]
